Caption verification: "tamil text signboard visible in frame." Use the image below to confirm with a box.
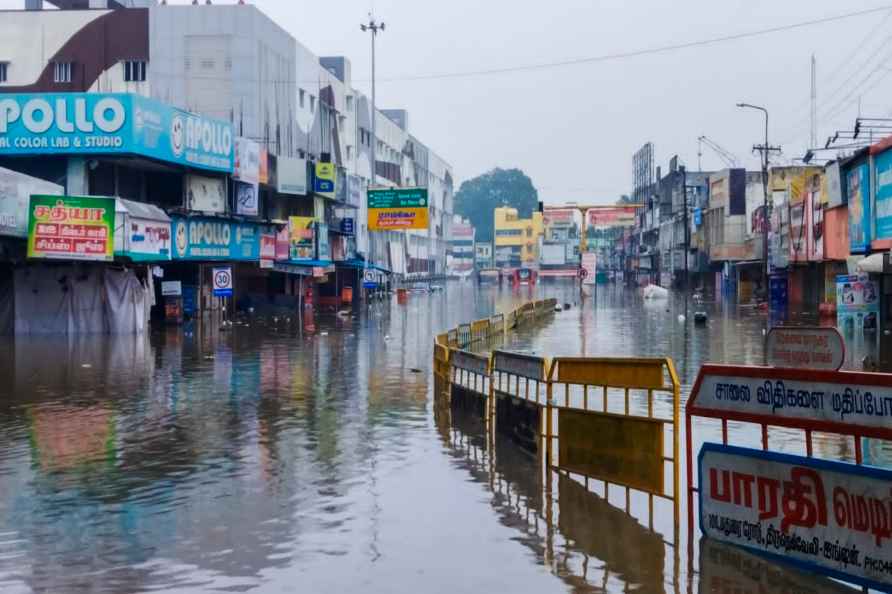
[699,443,892,591]
[368,187,429,231]
[766,326,844,371]
[27,195,114,261]
[0,93,233,172]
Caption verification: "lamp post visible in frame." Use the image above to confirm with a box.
[360,15,384,188]
[736,102,770,294]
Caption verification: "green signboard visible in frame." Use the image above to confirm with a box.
[27,195,116,261]
[367,187,428,209]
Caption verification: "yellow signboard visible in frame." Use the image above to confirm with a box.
[367,188,429,231]
[314,162,336,199]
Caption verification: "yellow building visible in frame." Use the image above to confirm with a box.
[493,207,544,267]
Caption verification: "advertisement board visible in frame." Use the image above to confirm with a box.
[825,161,844,209]
[544,209,575,227]
[874,150,892,240]
[316,223,330,261]
[581,252,596,282]
[837,274,879,336]
[699,443,892,591]
[233,137,260,184]
[275,226,289,261]
[847,163,871,253]
[288,216,315,260]
[368,187,429,231]
[235,181,258,216]
[314,162,336,198]
[347,175,362,207]
[118,214,171,261]
[0,93,233,172]
[586,206,637,228]
[0,166,63,237]
[540,243,566,266]
[170,215,260,261]
[27,195,115,261]
[276,156,307,195]
[260,233,275,267]
[186,174,226,214]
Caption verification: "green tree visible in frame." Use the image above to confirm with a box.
[454,168,538,242]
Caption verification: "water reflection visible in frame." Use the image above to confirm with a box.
[0,282,873,593]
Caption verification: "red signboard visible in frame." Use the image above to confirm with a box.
[586,207,637,228]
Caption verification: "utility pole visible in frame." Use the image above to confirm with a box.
[736,103,781,296]
[680,165,688,291]
[360,14,385,188]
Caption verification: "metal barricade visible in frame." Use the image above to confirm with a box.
[488,313,505,337]
[433,343,452,400]
[470,319,490,344]
[456,323,471,348]
[491,350,549,454]
[545,356,681,542]
[446,328,458,348]
[450,349,492,419]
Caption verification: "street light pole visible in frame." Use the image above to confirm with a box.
[361,15,384,188]
[736,102,772,295]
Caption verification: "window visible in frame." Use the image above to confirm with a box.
[123,60,146,82]
[309,95,315,112]
[346,145,353,160]
[346,95,354,111]
[0,62,7,83]
[200,58,215,70]
[299,89,305,108]
[53,62,72,83]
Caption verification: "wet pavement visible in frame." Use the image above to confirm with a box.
[0,282,878,593]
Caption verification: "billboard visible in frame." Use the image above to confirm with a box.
[847,163,871,253]
[233,137,260,184]
[277,157,307,195]
[288,216,315,260]
[543,209,575,227]
[368,187,430,230]
[27,195,115,261]
[824,161,844,209]
[185,174,227,214]
[586,207,637,228]
[874,149,892,240]
[0,166,63,238]
[235,181,258,216]
[699,443,892,591]
[0,93,233,172]
[314,162,336,199]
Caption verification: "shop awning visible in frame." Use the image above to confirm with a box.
[335,259,391,274]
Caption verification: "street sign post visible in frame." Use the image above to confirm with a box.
[212,266,233,297]
[766,326,845,370]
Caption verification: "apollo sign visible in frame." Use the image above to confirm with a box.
[0,93,233,173]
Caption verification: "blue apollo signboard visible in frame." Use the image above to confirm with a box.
[0,93,233,172]
[171,215,261,261]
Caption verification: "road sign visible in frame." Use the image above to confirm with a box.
[766,326,845,370]
[363,268,379,289]
[212,266,233,297]
[367,187,429,230]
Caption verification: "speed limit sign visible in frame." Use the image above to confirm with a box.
[212,266,233,297]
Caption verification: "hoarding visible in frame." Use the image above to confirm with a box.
[581,252,596,282]
[543,209,575,227]
[540,243,566,266]
[276,157,307,195]
[260,233,275,265]
[235,181,259,216]
[368,187,429,231]
[288,216,315,260]
[586,206,637,228]
[170,215,260,261]
[0,166,63,238]
[699,443,892,591]
[874,149,892,240]
[316,223,330,261]
[314,162,336,199]
[233,137,260,184]
[825,161,844,209]
[115,199,172,261]
[0,93,233,172]
[27,195,115,261]
[837,274,879,336]
[185,174,226,214]
[847,163,870,253]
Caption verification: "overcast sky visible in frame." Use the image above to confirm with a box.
[4,0,892,204]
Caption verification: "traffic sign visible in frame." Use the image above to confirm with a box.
[212,266,233,297]
[766,326,845,370]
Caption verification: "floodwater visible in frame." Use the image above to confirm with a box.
[0,282,878,593]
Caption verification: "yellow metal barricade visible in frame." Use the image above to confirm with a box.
[446,328,458,348]
[470,319,490,344]
[456,323,471,348]
[491,350,549,454]
[545,356,681,543]
[433,343,452,401]
[488,313,504,337]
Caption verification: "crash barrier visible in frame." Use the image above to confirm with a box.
[434,341,682,544]
[685,364,892,592]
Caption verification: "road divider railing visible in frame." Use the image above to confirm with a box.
[433,334,681,545]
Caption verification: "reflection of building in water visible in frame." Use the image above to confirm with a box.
[440,414,670,592]
[698,537,857,594]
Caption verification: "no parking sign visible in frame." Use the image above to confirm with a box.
[213,266,233,297]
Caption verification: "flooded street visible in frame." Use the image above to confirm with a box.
[0,283,872,593]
